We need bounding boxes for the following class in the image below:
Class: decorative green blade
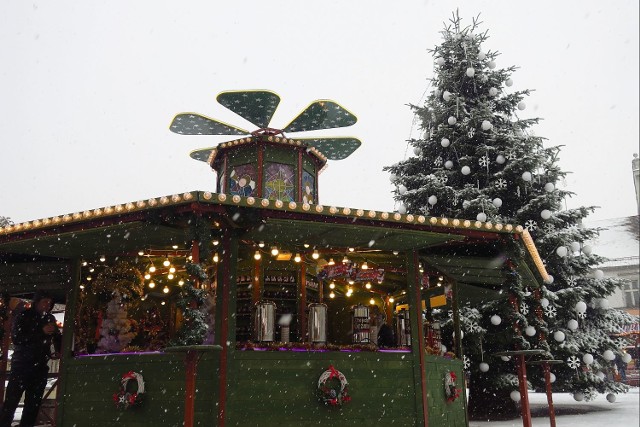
[189,148,215,163]
[297,137,361,160]
[216,90,280,128]
[170,113,248,135]
[283,100,357,133]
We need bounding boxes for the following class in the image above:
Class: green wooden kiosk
[0,91,549,427]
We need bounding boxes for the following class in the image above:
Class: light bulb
[172,245,178,249]
[369,298,375,305]
[163,286,169,294]
[81,261,88,266]
[168,273,174,280]
[303,243,310,248]
[169,266,176,273]
[258,241,265,248]
[163,258,171,267]
[329,291,335,299]
[342,256,349,263]
[212,240,219,246]
[149,265,156,273]
[144,273,151,280]
[254,251,262,260]
[348,247,355,252]
[346,292,352,298]
[213,254,219,263]
[99,255,106,262]
[161,301,166,305]
[178,279,185,286]
[271,247,279,256]
[138,250,145,256]
[294,253,301,263]
[312,250,320,260]
[329,282,335,289]
[149,281,156,289]
[361,262,368,270]
[79,284,85,290]
[348,280,354,285]
[86,276,92,281]
[393,251,399,256]
[389,297,395,303]
[365,282,372,289]
[328,258,335,265]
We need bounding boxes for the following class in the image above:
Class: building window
[624,279,639,308]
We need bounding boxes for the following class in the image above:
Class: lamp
[163,257,171,267]
[294,253,302,263]
[312,250,320,260]
[163,286,169,294]
[271,247,279,256]
[361,261,368,270]
[329,282,335,289]
[328,258,335,266]
[329,291,335,299]
[254,251,262,260]
[365,282,372,290]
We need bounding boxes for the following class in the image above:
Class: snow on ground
[469,387,639,427]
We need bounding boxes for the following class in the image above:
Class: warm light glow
[163,258,171,267]
[213,240,219,246]
[369,298,375,305]
[79,284,85,290]
[172,245,178,249]
[149,281,156,289]
[178,279,185,286]
[149,265,156,273]
[86,276,92,281]
[361,262,368,270]
[342,256,349,263]
[365,282,372,290]
[258,241,265,248]
[81,261,88,267]
[389,297,395,303]
[271,247,279,256]
[328,258,335,266]
[254,251,262,260]
[163,286,169,294]
[303,243,310,248]
[169,266,176,273]
[99,255,106,262]
[168,273,174,280]
[294,253,301,263]
[144,273,151,280]
[348,247,354,252]
[348,280,354,285]
[138,250,145,256]
[213,254,219,263]
[312,250,320,260]
[329,291,335,299]
[393,251,399,256]
[161,301,166,305]
[329,282,335,289]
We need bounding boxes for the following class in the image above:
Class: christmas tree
[97,291,137,353]
[384,11,633,419]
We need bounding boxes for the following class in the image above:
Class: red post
[517,353,533,427]
[184,350,197,427]
[543,363,557,427]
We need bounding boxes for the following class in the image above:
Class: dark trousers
[0,364,49,427]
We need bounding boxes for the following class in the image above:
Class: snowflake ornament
[520,304,529,315]
[567,356,581,370]
[468,322,482,333]
[544,305,557,318]
[495,179,507,189]
[436,175,448,184]
[524,220,538,231]
[479,156,489,167]
[544,223,556,233]
[506,150,517,160]
[614,338,628,349]
[567,276,577,286]
[434,156,443,166]
[463,355,471,370]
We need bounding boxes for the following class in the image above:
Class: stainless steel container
[352,304,371,343]
[395,309,411,346]
[253,300,276,342]
[308,303,327,343]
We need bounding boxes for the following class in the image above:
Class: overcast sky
[1,0,638,225]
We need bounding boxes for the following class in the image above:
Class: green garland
[169,263,209,346]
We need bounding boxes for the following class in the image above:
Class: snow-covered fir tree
[384,12,633,420]
[97,291,137,353]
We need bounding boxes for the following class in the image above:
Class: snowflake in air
[544,305,557,318]
[479,156,489,167]
[524,220,538,231]
[567,356,581,370]
[463,355,471,370]
[495,179,507,189]
[567,276,577,286]
[544,223,556,233]
[434,156,443,166]
[506,150,517,160]
[520,304,529,315]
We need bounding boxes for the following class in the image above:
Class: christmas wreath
[444,371,461,403]
[317,365,351,406]
[113,371,145,409]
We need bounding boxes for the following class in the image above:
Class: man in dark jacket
[0,291,61,427]
[376,313,395,348]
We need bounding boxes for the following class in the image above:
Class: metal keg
[352,304,371,343]
[308,303,327,343]
[253,300,276,342]
[395,309,411,346]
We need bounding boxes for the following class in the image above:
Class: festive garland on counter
[236,341,386,352]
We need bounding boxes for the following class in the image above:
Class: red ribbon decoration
[328,365,339,380]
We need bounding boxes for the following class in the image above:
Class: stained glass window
[264,163,295,201]
[302,171,315,204]
[228,164,257,197]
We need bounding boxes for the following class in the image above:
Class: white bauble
[544,182,555,192]
[436,57,445,66]
[567,319,579,331]
[606,393,616,403]
[490,315,502,325]
[506,78,514,87]
[540,298,550,308]
[517,101,526,110]
[598,298,609,309]
[461,166,471,175]
[582,245,593,255]
[398,185,407,195]
[575,301,587,313]
[398,204,407,215]
[389,174,397,183]
[492,198,503,208]
[443,91,452,101]
[496,154,506,164]
[462,200,471,209]
[522,171,532,182]
[594,269,604,280]
[541,209,552,220]
[478,51,486,60]
[525,326,536,336]
[477,212,487,222]
[556,246,568,257]
[479,362,490,372]
[583,353,594,365]
[466,67,475,77]
[501,355,511,361]
[428,195,438,206]
[441,344,447,354]
[545,275,554,285]
[480,74,489,83]
[445,160,454,169]
[573,392,584,402]
[570,241,581,252]
[441,138,450,147]
[549,373,556,383]
[510,390,521,402]
[603,350,615,361]
[553,331,565,342]
[481,120,493,131]
[448,116,457,125]
[596,371,606,380]
[515,128,524,137]
[488,61,497,69]
[413,147,422,156]
[623,353,632,363]
[489,87,498,97]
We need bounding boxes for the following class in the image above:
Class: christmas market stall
[0,90,549,427]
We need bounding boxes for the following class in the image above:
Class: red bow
[449,371,457,381]
[328,365,339,379]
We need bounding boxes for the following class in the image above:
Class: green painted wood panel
[424,354,467,427]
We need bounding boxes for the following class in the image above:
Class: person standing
[0,291,61,427]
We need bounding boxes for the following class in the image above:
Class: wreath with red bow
[444,371,461,403]
[113,371,145,409]
[317,365,351,406]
